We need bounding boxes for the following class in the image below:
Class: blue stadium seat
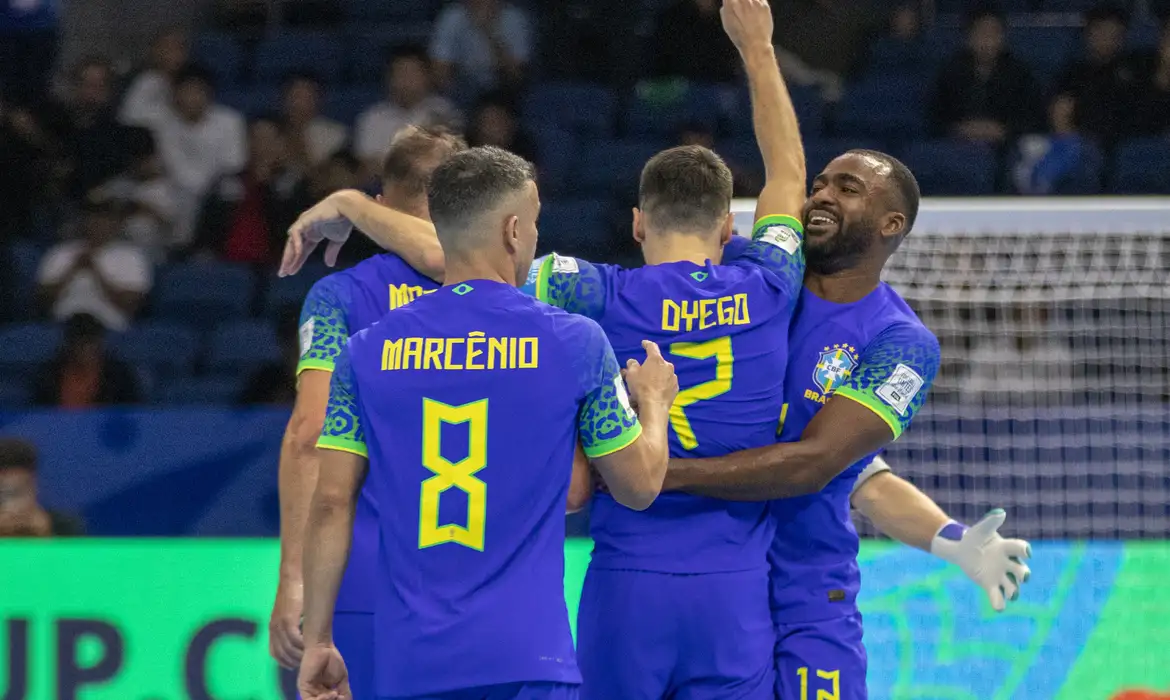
[901,139,997,196]
[834,74,925,143]
[522,83,618,137]
[218,84,281,119]
[0,380,30,409]
[206,320,282,374]
[253,31,344,84]
[344,23,434,83]
[0,323,62,373]
[530,126,578,196]
[727,84,823,140]
[191,32,245,86]
[262,263,332,316]
[713,138,764,177]
[538,199,614,251]
[866,37,941,79]
[623,82,731,137]
[8,240,44,321]
[574,138,667,197]
[322,84,383,126]
[108,321,200,379]
[1007,26,1079,84]
[152,262,255,328]
[1111,137,1170,194]
[1054,140,1105,195]
[155,377,242,405]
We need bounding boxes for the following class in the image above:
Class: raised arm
[280,190,443,280]
[721,0,806,223]
[851,456,1033,612]
[666,324,940,500]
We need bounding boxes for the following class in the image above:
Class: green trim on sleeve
[582,421,643,459]
[316,436,369,458]
[535,255,553,304]
[296,359,336,376]
[752,214,804,238]
[832,388,902,439]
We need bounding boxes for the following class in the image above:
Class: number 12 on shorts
[797,667,840,700]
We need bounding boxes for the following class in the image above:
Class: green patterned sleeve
[316,345,368,457]
[833,323,941,439]
[527,253,611,319]
[561,316,642,458]
[296,275,351,375]
[724,214,806,302]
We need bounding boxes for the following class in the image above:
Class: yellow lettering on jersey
[466,332,485,369]
[385,334,540,370]
[804,388,827,404]
[381,339,402,370]
[423,338,444,369]
[660,294,751,332]
[388,284,435,310]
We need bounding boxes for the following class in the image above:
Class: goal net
[732,198,1170,540]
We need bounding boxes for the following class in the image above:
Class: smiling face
[802,152,904,275]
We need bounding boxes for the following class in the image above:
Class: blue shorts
[335,612,375,700]
[379,682,579,700]
[577,568,773,700]
[773,613,867,700]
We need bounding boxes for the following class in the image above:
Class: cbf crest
[814,344,857,394]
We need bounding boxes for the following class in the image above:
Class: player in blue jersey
[268,126,466,698]
[298,146,679,700]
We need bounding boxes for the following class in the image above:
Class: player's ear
[374,194,385,205]
[503,214,519,251]
[632,208,646,244]
[880,212,906,240]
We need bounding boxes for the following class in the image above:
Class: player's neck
[804,260,882,304]
[642,234,723,267]
[443,256,516,288]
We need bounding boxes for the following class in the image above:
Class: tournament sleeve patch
[539,254,609,318]
[875,363,925,416]
[296,277,349,375]
[552,253,579,274]
[833,324,940,439]
[299,319,314,358]
[756,222,801,256]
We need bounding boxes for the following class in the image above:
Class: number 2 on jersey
[419,398,487,551]
[668,336,733,450]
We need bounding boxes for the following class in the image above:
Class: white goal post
[729,197,1170,539]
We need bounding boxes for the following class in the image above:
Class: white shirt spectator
[92,175,178,261]
[37,241,153,331]
[429,2,532,92]
[303,117,348,166]
[151,104,246,245]
[118,70,171,128]
[355,97,458,166]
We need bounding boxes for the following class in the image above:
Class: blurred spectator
[1055,3,1136,143]
[119,28,190,128]
[37,196,151,330]
[91,127,178,261]
[536,0,641,86]
[239,310,299,405]
[0,438,85,537]
[929,6,1043,145]
[1012,94,1089,194]
[190,116,310,265]
[466,91,536,162]
[649,0,738,84]
[678,123,762,197]
[355,47,460,173]
[773,0,880,102]
[0,0,59,107]
[429,0,532,99]
[31,313,141,408]
[0,89,54,243]
[281,72,348,170]
[151,64,247,246]
[1124,18,1170,136]
[962,304,1075,400]
[888,2,921,42]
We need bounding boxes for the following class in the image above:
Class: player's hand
[930,509,1032,612]
[623,340,679,410]
[720,0,775,54]
[268,579,305,669]
[298,643,351,700]
[280,195,354,277]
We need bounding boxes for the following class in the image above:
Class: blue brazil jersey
[769,282,940,623]
[526,215,806,573]
[317,280,642,697]
[296,253,438,612]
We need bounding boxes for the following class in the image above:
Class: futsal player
[298,146,679,700]
[268,126,466,698]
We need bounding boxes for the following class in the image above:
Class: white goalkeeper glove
[930,509,1032,612]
